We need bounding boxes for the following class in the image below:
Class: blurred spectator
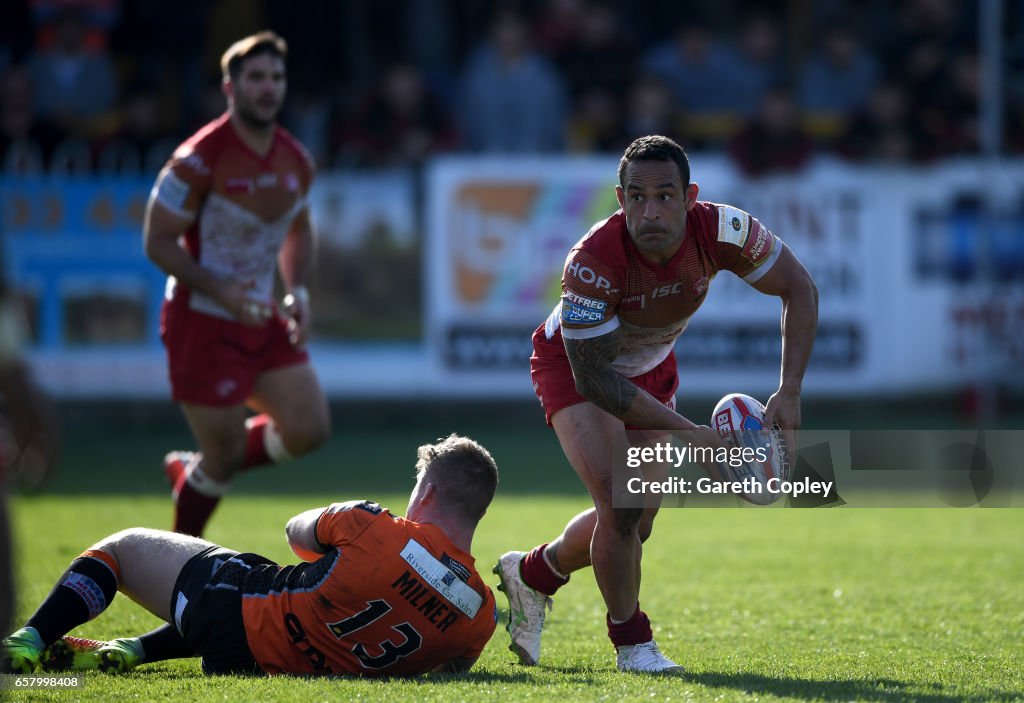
[109,2,207,139]
[729,86,813,177]
[284,86,333,169]
[896,38,955,161]
[622,75,675,143]
[458,9,568,152]
[642,14,734,111]
[194,80,227,130]
[838,80,917,163]
[941,53,982,155]
[796,22,879,140]
[30,0,117,52]
[729,13,785,117]
[879,0,973,65]
[534,0,588,63]
[551,2,634,99]
[339,62,459,168]
[567,87,626,153]
[27,6,119,137]
[0,1,34,71]
[0,65,64,174]
[94,83,179,175]
[641,16,744,146]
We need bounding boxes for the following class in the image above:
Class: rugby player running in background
[143,31,329,537]
[495,135,818,672]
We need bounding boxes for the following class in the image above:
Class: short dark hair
[618,135,690,188]
[220,31,287,82]
[415,434,498,522]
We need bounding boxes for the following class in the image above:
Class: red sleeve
[710,204,782,282]
[314,500,388,549]
[278,127,316,196]
[559,217,626,339]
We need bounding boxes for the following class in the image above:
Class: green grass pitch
[5,409,1024,702]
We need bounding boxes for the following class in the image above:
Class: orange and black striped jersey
[543,201,782,377]
[240,501,497,677]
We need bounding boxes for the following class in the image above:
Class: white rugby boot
[492,551,552,665]
[616,639,685,674]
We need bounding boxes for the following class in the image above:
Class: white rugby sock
[184,462,231,497]
[261,419,294,463]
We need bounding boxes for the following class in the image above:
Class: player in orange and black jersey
[495,135,819,673]
[1,435,498,677]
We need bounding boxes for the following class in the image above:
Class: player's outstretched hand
[283,286,310,347]
[764,388,800,458]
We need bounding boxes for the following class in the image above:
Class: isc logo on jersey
[651,282,685,299]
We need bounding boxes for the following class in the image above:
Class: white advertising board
[425,156,1024,397]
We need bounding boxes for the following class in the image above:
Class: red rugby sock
[607,604,652,647]
[519,544,569,596]
[240,414,272,471]
[172,462,225,537]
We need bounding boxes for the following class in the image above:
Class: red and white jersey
[151,113,314,320]
[544,201,782,377]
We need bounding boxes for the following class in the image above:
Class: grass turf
[8,495,1023,702]
[5,408,1024,701]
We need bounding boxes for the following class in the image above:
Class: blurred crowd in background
[2,0,1023,178]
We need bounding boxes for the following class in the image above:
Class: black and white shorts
[170,545,275,675]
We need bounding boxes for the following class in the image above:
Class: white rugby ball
[711,393,789,505]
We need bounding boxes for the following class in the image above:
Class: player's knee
[93,527,153,566]
[610,506,644,538]
[282,419,330,456]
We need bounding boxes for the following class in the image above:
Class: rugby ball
[711,393,789,505]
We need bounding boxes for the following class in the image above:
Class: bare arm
[564,327,699,431]
[285,506,328,561]
[278,208,315,292]
[278,208,316,345]
[143,198,222,297]
[750,244,819,440]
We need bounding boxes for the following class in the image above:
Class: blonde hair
[415,434,499,522]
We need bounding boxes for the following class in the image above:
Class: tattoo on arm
[564,328,638,416]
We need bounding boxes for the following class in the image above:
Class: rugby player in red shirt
[143,32,329,537]
[494,135,818,672]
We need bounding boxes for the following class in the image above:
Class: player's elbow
[803,273,819,321]
[803,270,819,308]
[143,226,173,265]
[784,269,818,317]
[573,375,606,408]
[142,227,157,260]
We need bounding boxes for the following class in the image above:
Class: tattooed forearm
[564,330,638,416]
